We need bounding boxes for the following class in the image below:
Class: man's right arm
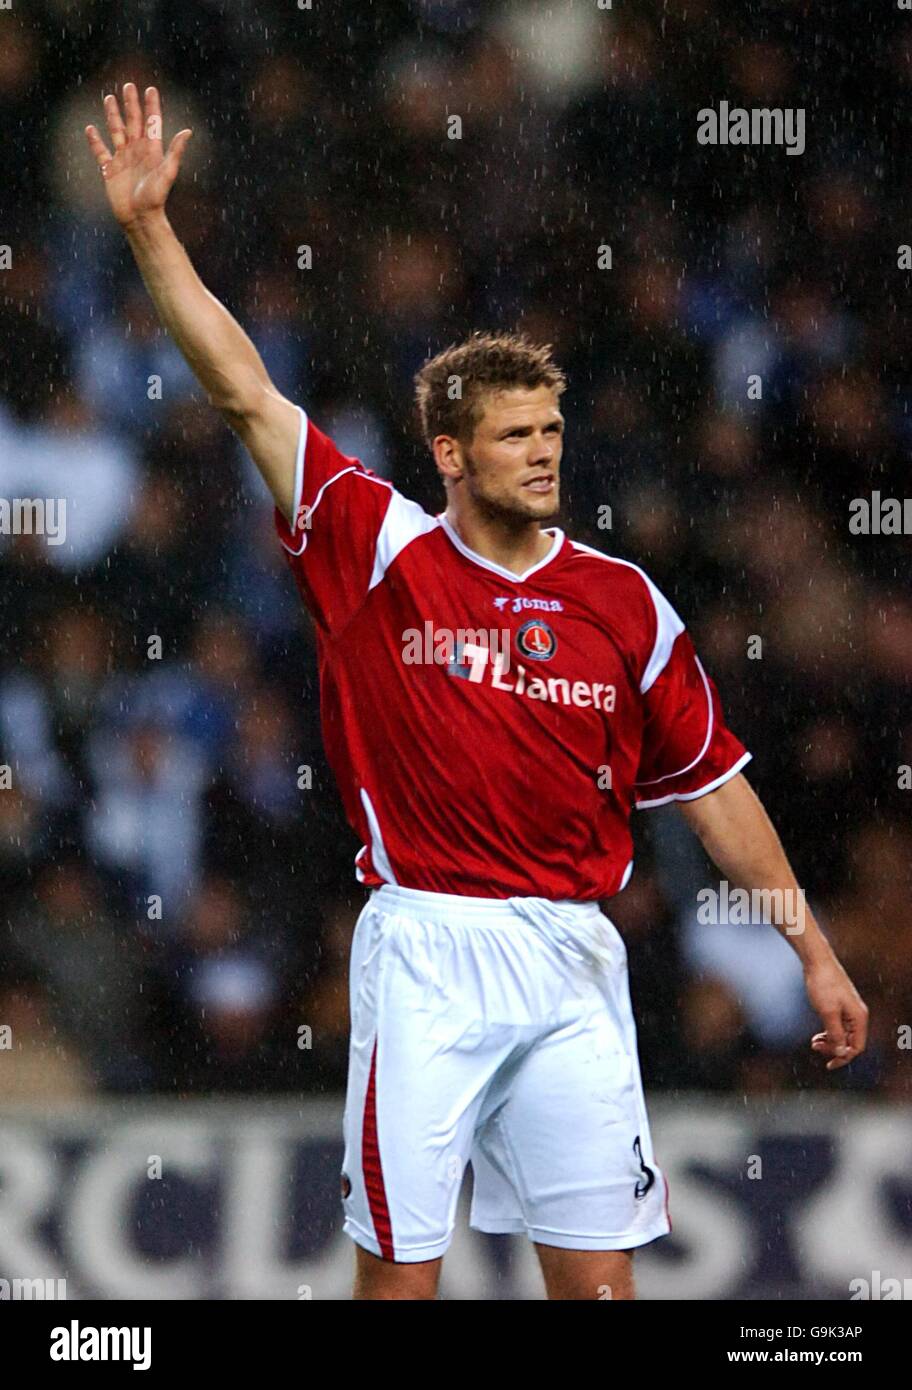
[86,82,298,521]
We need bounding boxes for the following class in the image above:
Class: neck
[443,506,556,577]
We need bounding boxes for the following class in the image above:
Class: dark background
[0,0,910,1103]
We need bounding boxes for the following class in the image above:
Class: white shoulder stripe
[571,538,715,782]
[639,577,686,693]
[569,541,685,692]
[370,492,441,591]
[360,787,398,885]
[278,412,395,557]
[292,406,307,520]
[279,406,310,555]
[278,409,435,580]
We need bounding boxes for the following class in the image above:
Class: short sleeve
[274,406,440,637]
[634,580,750,808]
[274,406,395,636]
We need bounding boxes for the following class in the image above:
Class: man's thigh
[353,1244,443,1300]
[535,1245,635,1301]
[471,968,671,1253]
[352,1237,633,1300]
[342,905,530,1264]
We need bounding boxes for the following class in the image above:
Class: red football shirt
[275,407,750,900]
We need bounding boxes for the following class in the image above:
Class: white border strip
[359,787,398,885]
[279,463,393,558]
[278,405,310,556]
[635,655,715,786]
[567,541,685,693]
[369,493,440,592]
[635,750,752,809]
[439,514,564,582]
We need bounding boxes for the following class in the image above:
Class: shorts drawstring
[506,896,625,981]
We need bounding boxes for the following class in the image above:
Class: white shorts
[341,884,671,1263]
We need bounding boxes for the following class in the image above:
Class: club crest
[516,619,557,661]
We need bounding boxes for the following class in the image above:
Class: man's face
[454,385,564,524]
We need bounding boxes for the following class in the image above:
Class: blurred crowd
[1,0,910,1101]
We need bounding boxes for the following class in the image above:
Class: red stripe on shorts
[362,1037,394,1259]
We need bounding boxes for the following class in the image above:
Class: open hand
[85,83,192,227]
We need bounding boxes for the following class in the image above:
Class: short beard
[462,447,559,527]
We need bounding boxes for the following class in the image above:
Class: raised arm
[85,82,299,521]
[677,772,869,1071]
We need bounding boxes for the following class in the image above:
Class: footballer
[86,85,869,1301]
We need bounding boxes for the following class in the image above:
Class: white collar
[437,514,565,583]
